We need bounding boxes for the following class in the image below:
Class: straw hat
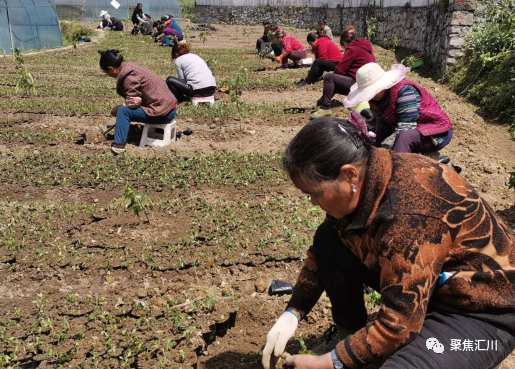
[99,10,109,18]
[343,63,410,108]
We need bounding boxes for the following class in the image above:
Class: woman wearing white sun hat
[343,63,453,153]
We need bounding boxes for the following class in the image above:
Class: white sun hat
[99,10,109,18]
[343,63,410,108]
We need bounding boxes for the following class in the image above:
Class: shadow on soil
[202,337,320,368]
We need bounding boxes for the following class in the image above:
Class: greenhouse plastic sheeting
[55,0,181,20]
[128,0,181,19]
[55,0,130,20]
[82,0,129,21]
[0,0,63,55]
[54,0,85,19]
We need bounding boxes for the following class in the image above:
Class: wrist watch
[331,349,344,369]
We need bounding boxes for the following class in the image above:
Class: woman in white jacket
[166,42,217,103]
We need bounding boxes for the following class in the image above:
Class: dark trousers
[310,221,515,368]
[319,73,355,109]
[304,59,337,84]
[256,38,269,51]
[166,76,216,103]
[375,124,453,153]
[283,49,308,66]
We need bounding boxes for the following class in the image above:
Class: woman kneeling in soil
[166,42,216,103]
[310,26,375,119]
[344,63,452,153]
[297,33,342,87]
[274,31,307,69]
[99,49,177,155]
[262,113,515,369]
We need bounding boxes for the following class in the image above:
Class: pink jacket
[282,35,305,54]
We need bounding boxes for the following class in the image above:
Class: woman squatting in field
[262,113,515,369]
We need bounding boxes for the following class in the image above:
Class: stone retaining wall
[195,0,480,72]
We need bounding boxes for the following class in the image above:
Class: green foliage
[205,58,219,75]
[12,48,36,96]
[366,17,377,41]
[199,30,211,47]
[60,22,95,43]
[509,170,515,189]
[242,27,252,44]
[298,337,315,355]
[444,0,515,146]
[402,55,417,68]
[467,0,515,58]
[438,0,449,9]
[0,151,287,190]
[229,66,249,130]
[365,291,381,307]
[121,185,155,223]
[177,0,195,19]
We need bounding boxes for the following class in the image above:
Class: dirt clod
[255,277,268,293]
[137,288,147,298]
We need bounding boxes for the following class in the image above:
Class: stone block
[453,0,476,11]
[447,57,457,65]
[451,11,473,26]
[449,36,465,48]
[447,26,463,35]
[447,48,464,57]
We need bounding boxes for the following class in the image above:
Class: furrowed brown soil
[0,21,513,368]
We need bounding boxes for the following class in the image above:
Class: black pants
[131,23,140,35]
[308,221,515,368]
[166,76,216,103]
[304,59,337,84]
[256,38,269,51]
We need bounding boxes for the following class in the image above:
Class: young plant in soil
[242,27,252,44]
[229,66,249,132]
[12,48,36,96]
[199,30,211,47]
[115,185,155,223]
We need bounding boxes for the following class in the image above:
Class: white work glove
[262,311,299,369]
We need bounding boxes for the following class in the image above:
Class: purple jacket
[164,26,183,41]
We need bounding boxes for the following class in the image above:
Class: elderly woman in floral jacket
[262,113,515,369]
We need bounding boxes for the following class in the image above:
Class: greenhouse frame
[0,0,63,54]
[55,0,181,20]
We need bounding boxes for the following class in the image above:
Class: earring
[352,185,357,193]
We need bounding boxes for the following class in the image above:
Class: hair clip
[348,111,376,145]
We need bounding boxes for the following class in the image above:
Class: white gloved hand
[262,311,299,369]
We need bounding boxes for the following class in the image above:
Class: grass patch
[444,52,515,127]
[60,22,96,43]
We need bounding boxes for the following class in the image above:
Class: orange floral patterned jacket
[289,147,515,368]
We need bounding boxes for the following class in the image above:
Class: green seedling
[119,186,154,223]
[298,337,315,355]
[199,30,211,47]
